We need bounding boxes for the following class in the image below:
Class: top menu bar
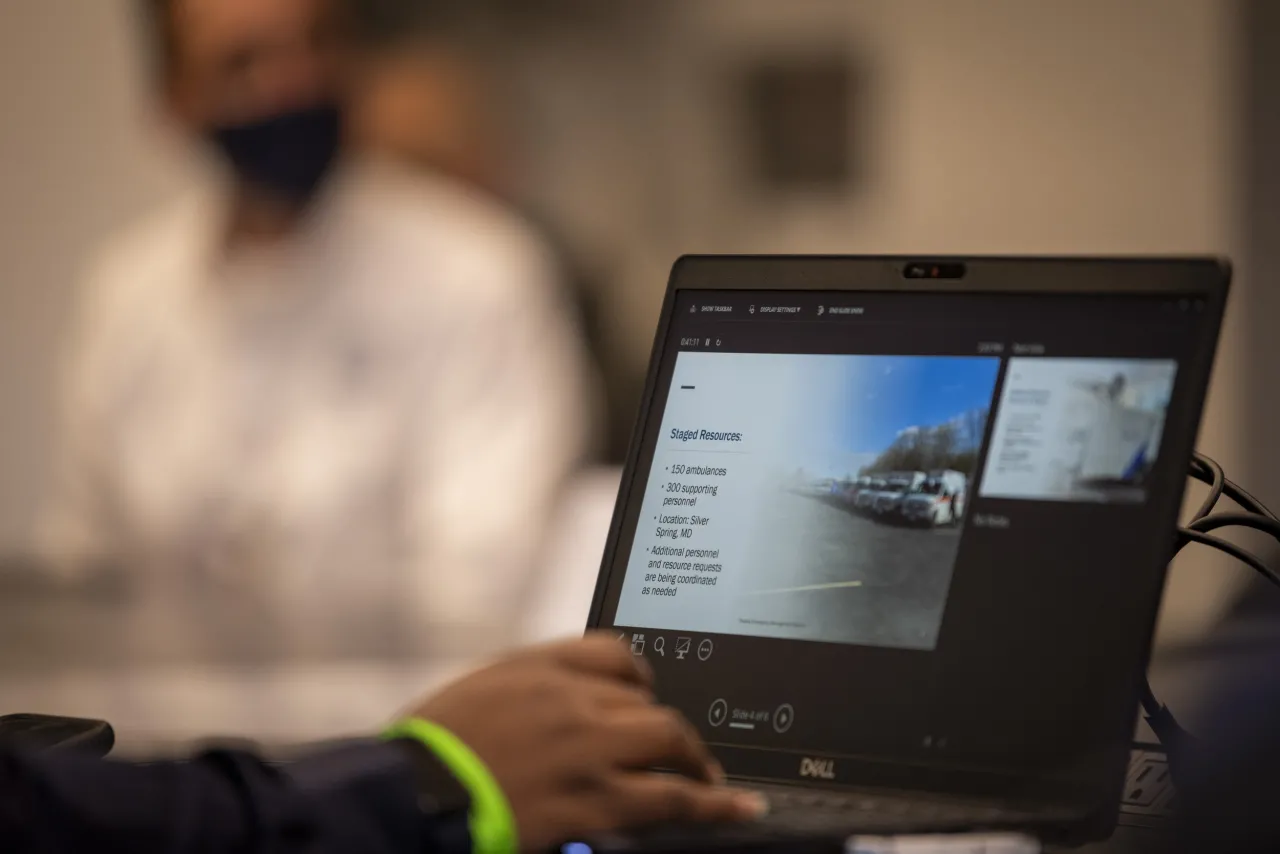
[679,290,1206,326]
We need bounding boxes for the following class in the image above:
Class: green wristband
[384,719,518,854]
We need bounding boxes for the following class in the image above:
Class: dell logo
[799,758,836,780]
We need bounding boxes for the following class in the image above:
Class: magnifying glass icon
[653,637,666,657]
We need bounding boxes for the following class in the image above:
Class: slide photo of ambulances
[870,471,927,518]
[901,470,969,527]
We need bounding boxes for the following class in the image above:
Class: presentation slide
[614,352,1001,651]
[980,358,1178,503]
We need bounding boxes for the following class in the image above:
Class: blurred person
[346,3,645,464]
[0,636,765,853]
[38,0,591,654]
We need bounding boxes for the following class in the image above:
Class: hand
[411,634,766,852]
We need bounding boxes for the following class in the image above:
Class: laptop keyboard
[753,782,1039,833]
[583,784,1069,852]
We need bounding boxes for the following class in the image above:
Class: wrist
[390,738,473,854]
[384,719,518,854]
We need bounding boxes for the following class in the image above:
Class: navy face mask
[209,103,343,203]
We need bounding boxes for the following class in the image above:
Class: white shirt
[40,159,591,656]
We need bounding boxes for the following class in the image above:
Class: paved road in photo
[734,491,961,649]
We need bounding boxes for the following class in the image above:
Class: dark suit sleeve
[0,739,431,854]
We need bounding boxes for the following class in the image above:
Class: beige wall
[0,0,1245,640]
[0,0,188,544]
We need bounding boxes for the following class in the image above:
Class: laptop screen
[594,283,1220,802]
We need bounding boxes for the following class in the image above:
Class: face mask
[209,103,343,203]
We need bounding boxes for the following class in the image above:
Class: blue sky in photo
[843,356,1002,454]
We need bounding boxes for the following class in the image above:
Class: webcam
[903,262,966,280]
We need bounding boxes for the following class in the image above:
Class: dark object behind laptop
[0,715,115,757]
[1167,641,1280,853]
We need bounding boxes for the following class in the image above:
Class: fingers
[541,635,655,687]
[605,707,722,783]
[582,678,655,711]
[609,774,768,829]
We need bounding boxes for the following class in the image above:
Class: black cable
[1140,454,1280,761]
[1225,479,1280,522]
[1190,450,1278,520]
[1139,678,1161,714]
[1178,530,1280,587]
[1186,512,1280,546]
[1188,453,1225,522]
[1146,454,1232,721]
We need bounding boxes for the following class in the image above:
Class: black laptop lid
[587,256,1229,808]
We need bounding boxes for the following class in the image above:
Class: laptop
[577,256,1230,852]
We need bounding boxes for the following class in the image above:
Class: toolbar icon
[653,636,666,657]
[675,637,691,660]
[630,634,646,656]
[698,638,714,661]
